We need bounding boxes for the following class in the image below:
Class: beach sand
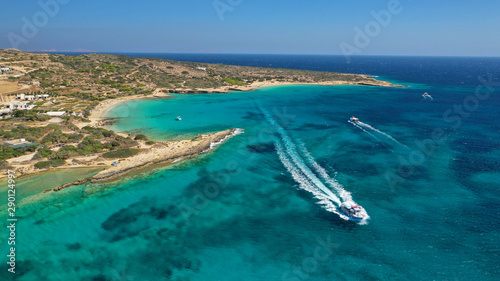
[81,77,400,129]
[54,128,242,191]
[161,77,401,95]
[74,89,171,129]
[8,77,397,186]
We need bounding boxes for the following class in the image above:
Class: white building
[196,67,207,71]
[45,111,66,117]
[17,93,49,101]
[4,101,33,110]
[36,94,49,99]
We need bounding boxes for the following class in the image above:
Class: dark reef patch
[247,142,275,153]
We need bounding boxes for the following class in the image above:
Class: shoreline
[87,78,402,129]
[75,89,171,129]
[5,76,400,190]
[4,128,242,188]
[160,76,403,95]
[53,128,243,191]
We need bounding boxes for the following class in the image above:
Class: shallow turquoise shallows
[1,61,499,281]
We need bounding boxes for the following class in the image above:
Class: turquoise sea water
[1,56,499,280]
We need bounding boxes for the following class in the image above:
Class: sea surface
[1,55,500,280]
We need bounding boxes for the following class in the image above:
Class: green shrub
[0,145,25,160]
[13,110,50,121]
[69,92,103,101]
[145,140,155,145]
[65,122,80,132]
[37,147,53,158]
[78,136,103,154]
[68,134,83,142]
[50,150,71,160]
[97,79,114,85]
[34,159,65,169]
[60,145,78,152]
[50,145,78,159]
[110,141,120,147]
[82,127,114,138]
[41,131,65,145]
[25,145,38,152]
[101,130,114,138]
[222,77,245,85]
[105,141,121,150]
[119,85,133,92]
[102,148,139,158]
[25,136,38,143]
[41,131,82,145]
[134,134,148,141]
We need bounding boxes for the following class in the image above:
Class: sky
[0,0,499,56]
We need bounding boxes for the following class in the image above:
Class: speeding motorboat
[350,116,359,123]
[422,92,433,100]
[176,116,182,121]
[340,201,368,220]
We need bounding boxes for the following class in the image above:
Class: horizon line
[3,49,500,59]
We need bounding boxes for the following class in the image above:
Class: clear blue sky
[1,0,499,56]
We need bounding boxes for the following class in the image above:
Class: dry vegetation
[1,49,391,100]
[0,49,397,175]
[0,80,23,94]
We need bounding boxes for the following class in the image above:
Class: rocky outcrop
[52,128,242,192]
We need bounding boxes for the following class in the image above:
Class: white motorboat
[340,201,368,221]
[422,92,433,100]
[176,116,182,121]
[350,116,359,123]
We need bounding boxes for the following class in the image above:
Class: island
[0,49,402,191]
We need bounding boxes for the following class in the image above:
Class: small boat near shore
[340,201,368,221]
[350,116,359,123]
[176,116,182,121]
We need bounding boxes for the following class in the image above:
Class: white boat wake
[297,141,353,202]
[275,142,344,218]
[356,121,409,150]
[348,120,380,141]
[259,106,369,223]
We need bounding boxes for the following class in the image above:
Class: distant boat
[422,92,433,100]
[340,201,368,221]
[176,116,182,121]
[350,116,359,123]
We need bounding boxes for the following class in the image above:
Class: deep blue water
[2,55,500,280]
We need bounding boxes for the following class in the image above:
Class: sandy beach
[82,77,400,130]
[6,78,397,185]
[74,89,171,129]
[54,128,242,191]
[161,77,402,96]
